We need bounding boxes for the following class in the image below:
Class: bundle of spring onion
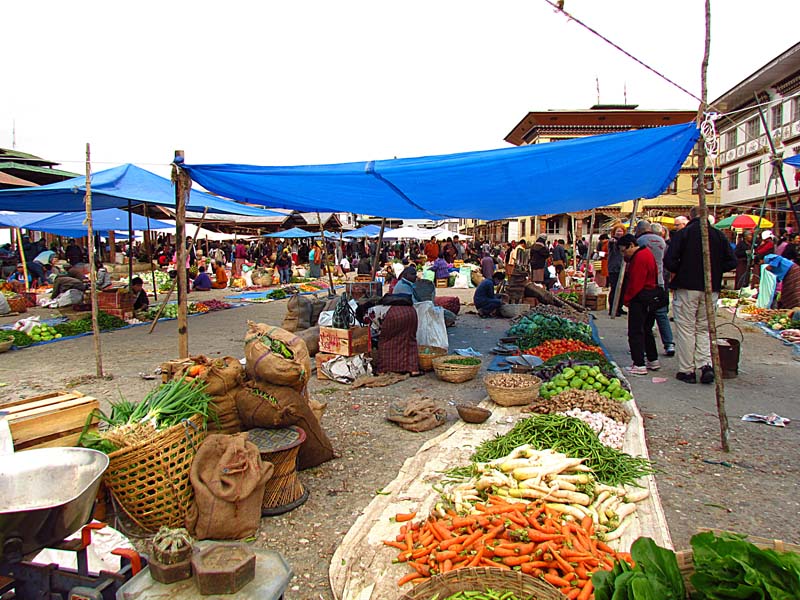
[79,377,217,453]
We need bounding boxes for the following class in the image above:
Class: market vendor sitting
[356,255,372,275]
[130,277,149,312]
[432,256,450,281]
[392,266,417,298]
[474,271,506,317]
[192,266,213,291]
[211,260,228,289]
[7,263,33,286]
[764,253,800,309]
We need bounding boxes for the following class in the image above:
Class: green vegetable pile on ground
[509,314,593,349]
[593,536,685,600]
[471,414,654,487]
[430,591,528,600]
[443,357,481,366]
[54,311,128,337]
[267,288,288,299]
[539,364,632,401]
[6,330,33,347]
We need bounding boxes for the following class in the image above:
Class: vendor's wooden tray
[2,390,98,450]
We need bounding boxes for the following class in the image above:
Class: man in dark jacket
[474,271,506,317]
[663,207,737,384]
[529,236,549,283]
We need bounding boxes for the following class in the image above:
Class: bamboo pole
[316,211,336,295]
[582,209,596,307]
[173,151,190,358]
[755,100,800,228]
[144,204,158,303]
[15,228,30,291]
[696,0,729,452]
[610,198,640,319]
[127,198,134,284]
[371,218,387,279]
[85,143,103,377]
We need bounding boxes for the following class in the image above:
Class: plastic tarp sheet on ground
[0,163,284,216]
[24,208,173,237]
[179,122,699,220]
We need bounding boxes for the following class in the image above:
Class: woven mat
[328,396,670,600]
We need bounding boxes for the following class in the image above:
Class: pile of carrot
[383,496,633,599]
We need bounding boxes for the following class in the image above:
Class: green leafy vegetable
[593,537,685,600]
[690,531,800,599]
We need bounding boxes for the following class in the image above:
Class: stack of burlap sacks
[281,293,338,356]
[167,322,334,471]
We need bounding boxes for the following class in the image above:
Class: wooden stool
[247,426,308,516]
[435,278,448,288]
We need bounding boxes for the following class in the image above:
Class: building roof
[504,109,697,146]
[0,171,37,188]
[711,42,800,113]
[0,148,59,168]
[0,161,80,186]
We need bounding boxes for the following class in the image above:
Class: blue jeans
[279,267,291,284]
[476,298,502,316]
[654,304,673,347]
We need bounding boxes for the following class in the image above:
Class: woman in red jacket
[618,234,660,376]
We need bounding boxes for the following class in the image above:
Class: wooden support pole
[108,230,116,265]
[610,198,640,319]
[371,218,386,279]
[127,198,134,284]
[697,0,729,451]
[15,228,30,291]
[85,143,103,377]
[173,150,189,359]
[582,209,596,307]
[145,204,158,303]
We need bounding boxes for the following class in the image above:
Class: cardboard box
[4,391,99,451]
[97,288,135,310]
[315,352,339,380]
[318,326,371,357]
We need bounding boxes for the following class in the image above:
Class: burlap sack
[235,381,303,430]
[294,400,335,470]
[208,388,243,434]
[309,298,326,326]
[309,398,327,425]
[283,294,312,331]
[387,397,447,432]
[296,326,319,356]
[185,433,273,540]
[244,321,311,390]
[197,356,244,397]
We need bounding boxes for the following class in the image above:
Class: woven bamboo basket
[484,373,541,407]
[248,426,308,516]
[676,529,800,594]
[418,345,448,372]
[104,414,206,532]
[400,567,561,600]
[432,355,481,383]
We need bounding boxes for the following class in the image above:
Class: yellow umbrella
[650,215,675,226]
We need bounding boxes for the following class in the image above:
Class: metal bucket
[716,323,743,379]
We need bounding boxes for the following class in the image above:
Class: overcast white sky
[3,0,799,178]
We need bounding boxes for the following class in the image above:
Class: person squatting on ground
[473,271,506,317]
[617,234,661,376]
[664,207,737,384]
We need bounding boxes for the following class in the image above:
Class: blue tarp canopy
[24,208,173,238]
[263,227,318,239]
[786,155,800,168]
[343,224,382,238]
[179,122,699,220]
[0,211,59,228]
[0,164,284,217]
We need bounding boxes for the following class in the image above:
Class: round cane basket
[400,567,561,600]
[418,345,448,372]
[484,373,541,407]
[247,426,308,516]
[104,414,206,532]
[432,355,481,383]
[499,303,531,319]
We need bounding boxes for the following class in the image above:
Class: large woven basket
[418,345,448,372]
[676,529,800,594]
[432,355,481,383]
[484,373,541,407]
[499,303,531,318]
[400,567,561,600]
[104,414,206,532]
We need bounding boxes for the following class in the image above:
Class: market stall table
[329,394,669,600]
